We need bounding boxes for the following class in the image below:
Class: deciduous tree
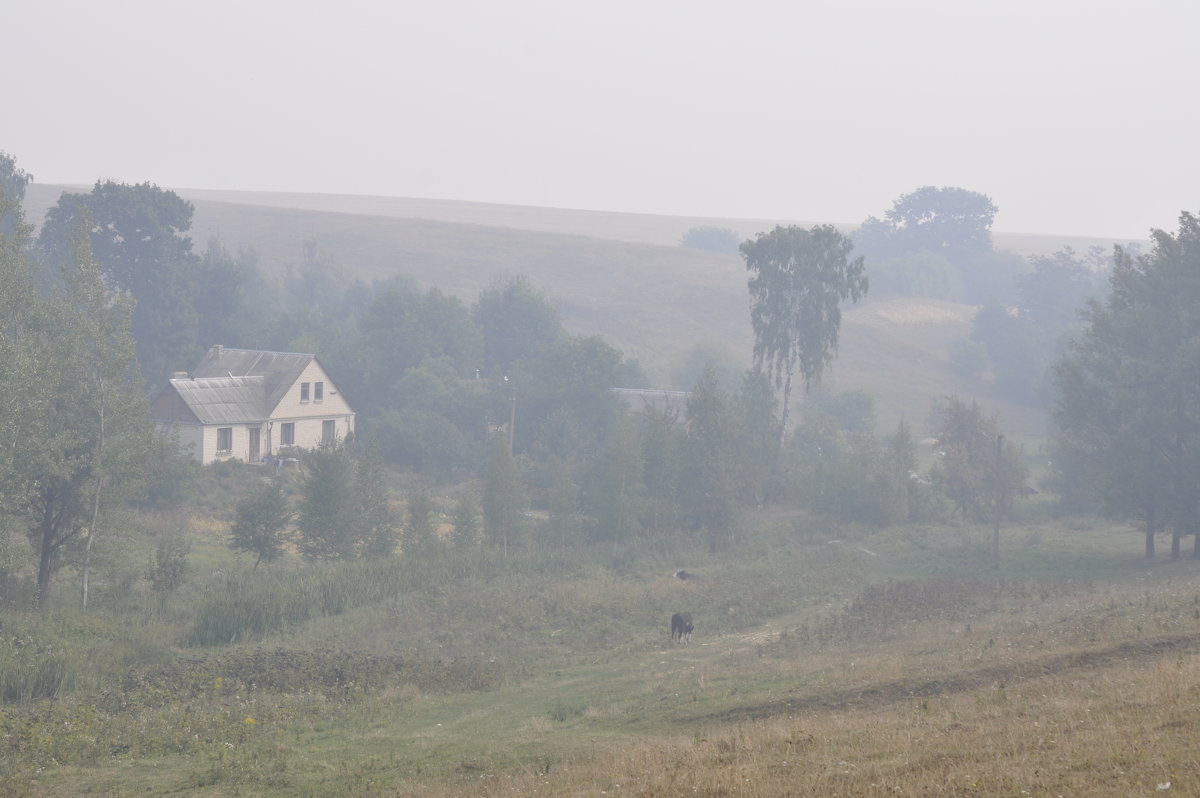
[296,442,359,560]
[742,225,868,443]
[481,436,528,554]
[230,477,292,569]
[4,219,152,607]
[1053,213,1200,559]
[930,397,1026,565]
[37,181,224,385]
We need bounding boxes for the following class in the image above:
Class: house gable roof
[191,346,317,410]
[162,375,269,425]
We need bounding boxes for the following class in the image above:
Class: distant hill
[23,185,1137,437]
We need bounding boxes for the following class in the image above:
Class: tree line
[3,146,1199,611]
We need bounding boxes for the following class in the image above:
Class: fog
[6,0,1197,239]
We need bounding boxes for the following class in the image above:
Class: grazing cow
[670,612,694,644]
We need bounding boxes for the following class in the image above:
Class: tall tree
[38,181,201,384]
[6,224,152,606]
[856,186,998,267]
[742,224,868,443]
[1053,213,1200,559]
[473,275,563,377]
[0,151,31,239]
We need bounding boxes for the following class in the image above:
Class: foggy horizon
[7,0,1198,241]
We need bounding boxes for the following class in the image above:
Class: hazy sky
[6,0,1197,239]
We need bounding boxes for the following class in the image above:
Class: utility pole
[508,388,517,457]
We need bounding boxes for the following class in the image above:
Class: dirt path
[678,630,1200,725]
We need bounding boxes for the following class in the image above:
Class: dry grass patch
[453,655,1200,797]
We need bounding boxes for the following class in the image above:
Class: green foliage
[146,532,191,600]
[1019,245,1111,330]
[785,407,931,526]
[229,477,292,569]
[0,150,31,239]
[38,182,203,385]
[357,447,398,557]
[743,224,868,442]
[517,334,627,456]
[969,302,1046,402]
[450,494,480,547]
[807,387,877,436]
[671,340,745,393]
[855,185,998,268]
[680,367,739,548]
[367,358,487,480]
[401,485,439,555]
[2,222,154,606]
[296,442,359,560]
[734,369,781,505]
[865,249,965,300]
[582,413,643,543]
[929,396,1027,541]
[1052,213,1200,557]
[680,225,741,255]
[0,627,77,702]
[139,434,201,509]
[349,281,481,411]
[481,436,528,553]
[473,275,564,377]
[638,402,684,534]
[949,335,989,377]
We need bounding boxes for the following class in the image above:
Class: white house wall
[202,422,261,465]
[266,360,355,455]
[157,423,205,464]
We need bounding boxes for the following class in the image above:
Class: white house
[150,345,356,465]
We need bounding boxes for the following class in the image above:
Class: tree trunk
[776,367,794,447]
[991,519,1001,568]
[1145,507,1156,560]
[1171,529,1182,561]
[35,513,55,609]
[81,384,106,610]
[991,435,1003,568]
[81,530,95,609]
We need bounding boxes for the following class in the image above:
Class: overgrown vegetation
[4,151,1200,795]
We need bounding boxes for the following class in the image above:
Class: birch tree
[742,225,867,444]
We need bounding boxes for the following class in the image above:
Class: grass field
[3,496,1199,797]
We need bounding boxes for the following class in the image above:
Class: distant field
[22,184,1135,436]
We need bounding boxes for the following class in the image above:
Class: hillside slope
[23,184,1072,435]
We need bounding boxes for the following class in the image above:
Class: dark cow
[670,612,694,644]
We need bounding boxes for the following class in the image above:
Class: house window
[314,381,324,401]
[216,427,233,453]
[322,419,335,443]
[300,382,310,402]
[280,422,295,446]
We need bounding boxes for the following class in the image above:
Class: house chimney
[172,371,189,380]
[213,344,224,359]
